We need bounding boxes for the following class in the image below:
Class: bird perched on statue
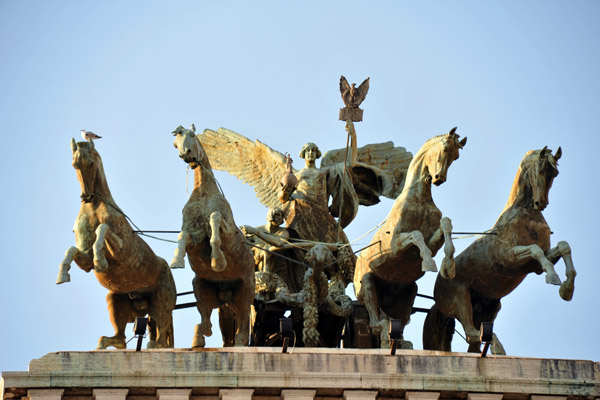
[340,76,370,108]
[81,129,102,141]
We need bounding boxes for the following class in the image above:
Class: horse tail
[422,304,454,351]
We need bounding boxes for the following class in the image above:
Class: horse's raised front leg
[513,244,561,285]
[209,211,227,272]
[545,240,576,301]
[427,217,455,279]
[93,224,110,273]
[392,230,436,272]
[171,230,189,269]
[57,246,94,284]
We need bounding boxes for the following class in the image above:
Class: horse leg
[218,306,236,347]
[472,298,505,355]
[209,211,227,272]
[545,241,576,301]
[513,244,561,285]
[392,283,417,350]
[427,217,455,279]
[57,246,92,284]
[98,292,136,349]
[356,272,388,343]
[147,267,177,348]
[93,224,110,273]
[393,230,436,272]
[170,230,189,269]
[450,287,481,352]
[232,283,252,347]
[192,278,216,348]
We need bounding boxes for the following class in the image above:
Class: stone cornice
[2,349,598,399]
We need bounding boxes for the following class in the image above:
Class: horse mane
[499,148,558,218]
[407,133,462,180]
[413,133,461,157]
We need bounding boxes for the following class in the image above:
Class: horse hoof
[440,259,455,280]
[545,272,561,286]
[192,335,206,348]
[97,336,108,350]
[147,340,159,349]
[369,323,382,335]
[170,258,185,269]
[211,257,227,272]
[559,282,574,301]
[56,271,70,284]
[422,259,437,272]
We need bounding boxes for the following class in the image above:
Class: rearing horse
[57,139,176,349]
[423,147,576,354]
[171,124,255,347]
[354,128,466,348]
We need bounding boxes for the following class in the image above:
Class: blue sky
[1,1,599,373]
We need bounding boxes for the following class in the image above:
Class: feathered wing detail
[340,76,350,96]
[321,141,412,200]
[355,77,370,105]
[198,128,289,210]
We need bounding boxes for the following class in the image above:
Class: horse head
[423,127,467,186]
[71,138,109,203]
[524,146,561,211]
[172,124,208,169]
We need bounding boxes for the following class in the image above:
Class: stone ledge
[2,349,598,399]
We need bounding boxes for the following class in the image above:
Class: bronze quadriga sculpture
[170,125,255,348]
[354,128,467,349]
[423,147,576,354]
[57,139,176,349]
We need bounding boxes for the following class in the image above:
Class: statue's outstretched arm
[345,121,358,166]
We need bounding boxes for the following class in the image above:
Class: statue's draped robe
[282,164,363,284]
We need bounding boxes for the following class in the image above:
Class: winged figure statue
[198,122,412,284]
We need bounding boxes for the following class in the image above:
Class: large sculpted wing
[322,141,412,200]
[198,128,288,210]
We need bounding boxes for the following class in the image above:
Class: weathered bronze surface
[353,128,466,349]
[423,147,576,354]
[170,125,255,348]
[57,139,176,349]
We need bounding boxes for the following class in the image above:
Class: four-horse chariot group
[57,87,576,355]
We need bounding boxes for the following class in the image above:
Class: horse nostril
[435,175,440,179]
[186,149,191,154]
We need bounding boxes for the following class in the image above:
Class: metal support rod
[282,337,290,353]
[481,342,491,358]
[135,335,144,351]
